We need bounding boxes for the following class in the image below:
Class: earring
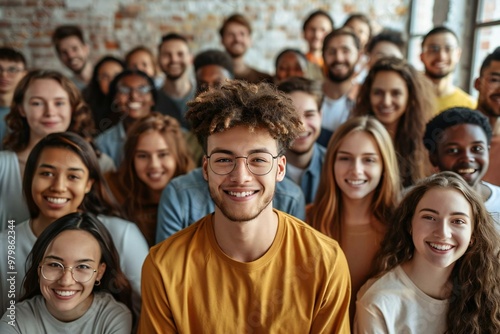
[94,280,101,286]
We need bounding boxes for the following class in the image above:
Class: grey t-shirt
[0,292,131,333]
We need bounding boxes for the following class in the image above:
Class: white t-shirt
[354,265,448,334]
[321,94,352,133]
[0,292,131,334]
[484,181,500,230]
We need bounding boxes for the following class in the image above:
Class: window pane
[469,25,500,96]
[477,0,500,23]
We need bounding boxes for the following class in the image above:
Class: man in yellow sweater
[420,26,476,114]
[139,80,351,333]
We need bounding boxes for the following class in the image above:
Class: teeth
[457,168,475,174]
[347,180,366,185]
[297,132,309,138]
[55,290,76,297]
[128,102,142,109]
[148,172,163,179]
[228,191,254,198]
[429,243,452,251]
[46,197,68,204]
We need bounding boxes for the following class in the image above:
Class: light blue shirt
[95,121,125,167]
[156,167,306,243]
[0,106,10,150]
[286,143,326,204]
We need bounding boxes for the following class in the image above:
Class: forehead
[207,125,278,153]
[196,64,230,81]
[224,22,250,34]
[45,230,101,258]
[325,34,357,49]
[481,59,500,76]
[119,74,149,86]
[0,58,24,67]
[160,39,189,53]
[37,147,87,169]
[439,123,488,144]
[26,79,68,97]
[416,187,471,213]
[305,15,332,29]
[345,19,370,31]
[371,41,402,55]
[57,36,85,49]
[137,130,169,149]
[372,70,406,85]
[278,52,302,65]
[129,50,153,62]
[423,32,458,46]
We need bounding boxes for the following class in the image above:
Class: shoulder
[96,215,144,239]
[95,123,124,142]
[168,168,206,190]
[149,216,210,263]
[93,292,131,315]
[0,151,17,169]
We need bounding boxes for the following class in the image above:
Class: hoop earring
[94,280,101,286]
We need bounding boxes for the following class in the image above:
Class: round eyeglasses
[206,152,279,176]
[116,85,152,96]
[39,262,97,283]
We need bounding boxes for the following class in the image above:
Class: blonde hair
[309,116,400,240]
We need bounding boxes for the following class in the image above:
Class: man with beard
[278,77,325,204]
[140,80,351,333]
[51,25,92,90]
[420,26,476,114]
[154,60,306,242]
[475,48,500,186]
[318,28,360,147]
[0,47,26,149]
[156,33,196,130]
[219,14,272,84]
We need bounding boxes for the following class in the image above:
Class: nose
[58,268,75,286]
[352,158,363,174]
[129,88,141,100]
[434,220,452,239]
[229,157,252,182]
[383,93,391,106]
[150,154,161,168]
[50,175,67,192]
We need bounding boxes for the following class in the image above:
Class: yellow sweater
[139,210,351,333]
[436,87,476,114]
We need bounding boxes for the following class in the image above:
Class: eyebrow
[337,151,378,155]
[38,163,85,173]
[209,148,275,155]
[419,208,470,217]
[443,140,486,146]
[44,255,96,263]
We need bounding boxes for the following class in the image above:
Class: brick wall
[0,0,410,75]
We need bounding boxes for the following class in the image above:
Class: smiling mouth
[227,191,256,198]
[46,197,69,204]
[54,290,77,297]
[346,179,366,185]
[428,242,453,251]
[128,102,142,110]
[456,168,476,175]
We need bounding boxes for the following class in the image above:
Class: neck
[476,182,492,202]
[323,78,353,100]
[31,215,56,237]
[212,206,278,262]
[0,93,13,107]
[487,114,500,136]
[285,147,314,169]
[232,57,249,76]
[162,76,192,98]
[402,260,453,300]
[384,122,398,141]
[309,49,322,59]
[341,194,373,226]
[427,74,455,97]
[75,62,93,84]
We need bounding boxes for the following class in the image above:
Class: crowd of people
[0,8,499,334]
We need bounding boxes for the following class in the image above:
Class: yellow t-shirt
[139,210,351,333]
[436,87,477,114]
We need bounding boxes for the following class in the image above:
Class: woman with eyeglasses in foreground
[95,69,157,167]
[0,132,148,317]
[0,212,132,333]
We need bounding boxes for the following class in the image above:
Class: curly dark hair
[21,212,133,315]
[353,57,435,187]
[3,69,95,152]
[373,171,500,333]
[186,80,303,154]
[423,107,492,155]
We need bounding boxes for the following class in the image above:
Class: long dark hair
[23,132,123,219]
[21,212,132,313]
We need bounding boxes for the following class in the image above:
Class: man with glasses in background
[140,80,351,333]
[0,47,27,149]
[420,26,476,114]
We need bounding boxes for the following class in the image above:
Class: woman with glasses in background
[0,212,133,333]
[95,69,157,167]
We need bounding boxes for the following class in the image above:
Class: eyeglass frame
[0,66,24,75]
[423,45,459,55]
[206,151,281,176]
[116,84,153,96]
[39,261,98,283]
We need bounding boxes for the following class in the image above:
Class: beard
[478,98,500,117]
[327,63,356,83]
[225,43,246,58]
[425,67,453,80]
[163,64,187,81]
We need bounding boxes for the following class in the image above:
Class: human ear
[96,263,106,282]
[276,155,286,182]
[202,156,209,181]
